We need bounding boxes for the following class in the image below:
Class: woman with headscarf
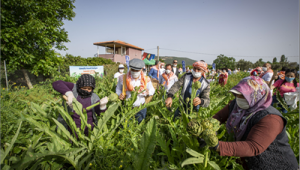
[218,69,228,86]
[204,76,298,170]
[165,61,211,119]
[52,74,108,136]
[148,60,161,81]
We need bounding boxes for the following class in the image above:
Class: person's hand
[100,96,108,110]
[165,97,173,108]
[144,89,149,96]
[65,91,75,108]
[119,94,125,100]
[193,97,201,106]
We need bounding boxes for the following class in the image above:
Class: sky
[59,0,299,64]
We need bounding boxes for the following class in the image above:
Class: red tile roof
[93,40,144,50]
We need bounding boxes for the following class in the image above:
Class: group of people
[52,58,299,170]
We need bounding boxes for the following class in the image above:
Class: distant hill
[154,56,197,66]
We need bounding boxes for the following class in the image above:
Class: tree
[272,57,277,64]
[213,54,236,70]
[280,55,287,63]
[236,59,253,71]
[1,0,76,88]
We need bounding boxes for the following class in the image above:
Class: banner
[212,63,216,70]
[142,52,148,60]
[149,54,155,61]
[125,55,130,69]
[182,60,186,72]
[69,66,104,79]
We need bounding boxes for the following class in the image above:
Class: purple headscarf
[226,76,272,141]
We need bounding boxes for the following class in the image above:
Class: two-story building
[93,40,144,63]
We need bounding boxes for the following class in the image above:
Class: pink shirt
[273,79,299,97]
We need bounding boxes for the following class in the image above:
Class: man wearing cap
[116,59,155,124]
[114,64,125,79]
[165,61,211,119]
[172,60,180,76]
[148,60,161,81]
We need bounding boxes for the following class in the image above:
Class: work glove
[65,91,75,108]
[100,96,108,110]
[197,136,219,151]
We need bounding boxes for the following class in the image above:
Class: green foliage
[1,0,76,76]
[213,54,236,70]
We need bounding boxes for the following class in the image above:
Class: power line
[144,47,298,58]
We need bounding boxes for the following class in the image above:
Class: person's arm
[198,84,210,107]
[219,114,284,157]
[52,80,74,94]
[167,74,185,98]
[148,68,154,78]
[146,81,155,96]
[213,102,231,124]
[116,76,123,96]
[271,79,282,90]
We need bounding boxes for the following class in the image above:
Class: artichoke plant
[187,119,203,136]
[108,92,119,102]
[192,81,202,90]
[202,129,215,137]
[204,134,219,147]
[201,119,213,129]
[207,118,221,131]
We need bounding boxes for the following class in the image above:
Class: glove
[100,96,108,110]
[65,91,75,108]
[197,136,219,151]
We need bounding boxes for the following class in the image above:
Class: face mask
[236,97,250,110]
[119,69,124,73]
[285,77,295,82]
[165,70,171,74]
[173,64,177,67]
[192,70,202,78]
[131,70,141,78]
[223,70,226,72]
[262,67,267,71]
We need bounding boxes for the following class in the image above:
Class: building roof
[93,40,144,50]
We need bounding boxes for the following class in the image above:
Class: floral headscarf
[226,76,272,141]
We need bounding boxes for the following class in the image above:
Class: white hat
[119,64,124,68]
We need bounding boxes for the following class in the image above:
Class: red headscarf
[192,61,208,77]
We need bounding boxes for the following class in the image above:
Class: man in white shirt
[159,64,178,92]
[116,59,155,124]
[114,64,125,79]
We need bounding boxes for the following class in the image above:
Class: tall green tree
[280,55,287,63]
[272,57,277,64]
[213,54,236,70]
[1,0,75,88]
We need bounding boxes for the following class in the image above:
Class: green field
[1,70,298,170]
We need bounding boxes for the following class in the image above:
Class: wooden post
[4,60,8,91]
[157,46,159,61]
[113,44,115,61]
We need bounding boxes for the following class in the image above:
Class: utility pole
[157,46,159,61]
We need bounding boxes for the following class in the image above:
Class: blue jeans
[272,95,288,113]
[135,108,147,124]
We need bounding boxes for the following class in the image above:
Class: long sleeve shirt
[148,67,160,80]
[213,102,284,158]
[52,80,106,135]
[158,75,178,92]
[116,75,155,107]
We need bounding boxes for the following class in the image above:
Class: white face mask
[165,70,171,74]
[131,70,141,78]
[173,64,177,67]
[236,97,250,109]
[262,67,267,71]
[192,70,202,78]
[223,70,226,72]
[119,69,124,73]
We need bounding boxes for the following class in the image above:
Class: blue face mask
[285,77,295,82]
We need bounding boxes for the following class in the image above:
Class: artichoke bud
[186,97,190,103]
[192,81,202,90]
[201,120,213,129]
[202,129,215,137]
[187,119,203,136]
[204,134,218,147]
[207,118,221,131]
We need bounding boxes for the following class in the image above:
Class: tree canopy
[213,54,236,70]
[1,0,76,88]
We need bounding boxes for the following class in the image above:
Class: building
[93,40,144,63]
